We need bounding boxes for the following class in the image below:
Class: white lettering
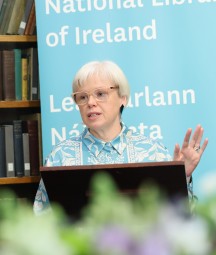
[50,95,61,112]
[152,0,193,6]
[45,0,60,14]
[51,127,66,145]
[46,32,59,47]
[51,124,84,145]
[50,95,78,112]
[51,123,162,146]
[182,89,195,104]
[128,86,196,107]
[198,0,216,3]
[145,86,152,106]
[153,91,166,106]
[167,90,181,105]
[143,19,157,40]
[128,123,163,139]
[62,97,74,111]
[75,20,156,45]
[50,86,196,114]
[46,26,69,47]
[92,29,105,44]
[45,0,144,14]
[77,0,87,12]
[59,26,69,46]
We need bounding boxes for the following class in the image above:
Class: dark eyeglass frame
[72,86,119,105]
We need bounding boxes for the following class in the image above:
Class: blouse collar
[82,123,129,157]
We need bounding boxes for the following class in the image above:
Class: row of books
[0,115,42,178]
[0,47,40,101]
[0,0,36,35]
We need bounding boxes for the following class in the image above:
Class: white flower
[158,206,211,255]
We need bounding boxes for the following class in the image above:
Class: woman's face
[76,75,126,140]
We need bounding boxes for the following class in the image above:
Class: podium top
[40,161,188,219]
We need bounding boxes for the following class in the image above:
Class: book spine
[21,56,28,100]
[24,2,35,35]
[0,0,11,34]
[0,0,15,35]
[18,0,34,35]
[20,113,42,167]
[13,120,24,177]
[0,1,7,33]
[26,47,39,100]
[27,120,39,176]
[6,0,26,35]
[4,125,15,177]
[32,47,39,100]
[29,14,36,35]
[0,126,6,177]
[0,51,3,100]
[14,49,22,100]
[2,50,16,101]
[0,0,4,10]
[22,132,30,176]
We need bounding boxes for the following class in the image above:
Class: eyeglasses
[72,86,119,105]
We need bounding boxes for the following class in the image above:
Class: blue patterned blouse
[33,123,173,215]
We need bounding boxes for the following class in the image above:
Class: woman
[33,61,208,215]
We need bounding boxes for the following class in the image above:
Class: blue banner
[35,0,216,199]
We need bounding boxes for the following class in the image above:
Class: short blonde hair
[72,61,130,105]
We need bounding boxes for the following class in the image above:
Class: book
[18,0,34,35]
[21,56,28,100]
[6,0,27,35]
[0,51,3,100]
[14,49,22,100]
[22,132,30,176]
[13,120,24,177]
[0,0,9,34]
[26,47,39,100]
[20,113,42,166]
[30,19,37,35]
[0,0,4,9]
[4,125,15,177]
[0,0,15,35]
[31,48,39,100]
[24,1,35,35]
[0,126,6,177]
[22,119,40,176]
[2,50,16,101]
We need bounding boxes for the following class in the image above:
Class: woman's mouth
[87,112,101,118]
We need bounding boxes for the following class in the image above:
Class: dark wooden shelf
[0,100,40,108]
[0,176,40,185]
[0,35,37,42]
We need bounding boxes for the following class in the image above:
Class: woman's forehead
[81,73,113,85]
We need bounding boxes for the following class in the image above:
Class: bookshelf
[0,34,41,201]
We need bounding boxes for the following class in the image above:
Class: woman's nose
[87,94,97,106]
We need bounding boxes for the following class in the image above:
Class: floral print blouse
[33,123,174,215]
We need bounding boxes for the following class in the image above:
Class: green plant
[0,173,216,255]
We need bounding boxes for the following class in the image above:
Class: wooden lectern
[40,161,188,219]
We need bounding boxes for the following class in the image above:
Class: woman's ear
[121,95,127,107]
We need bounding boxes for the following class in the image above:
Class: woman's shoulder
[53,133,83,148]
[125,127,169,150]
[45,135,84,166]
[124,128,172,162]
